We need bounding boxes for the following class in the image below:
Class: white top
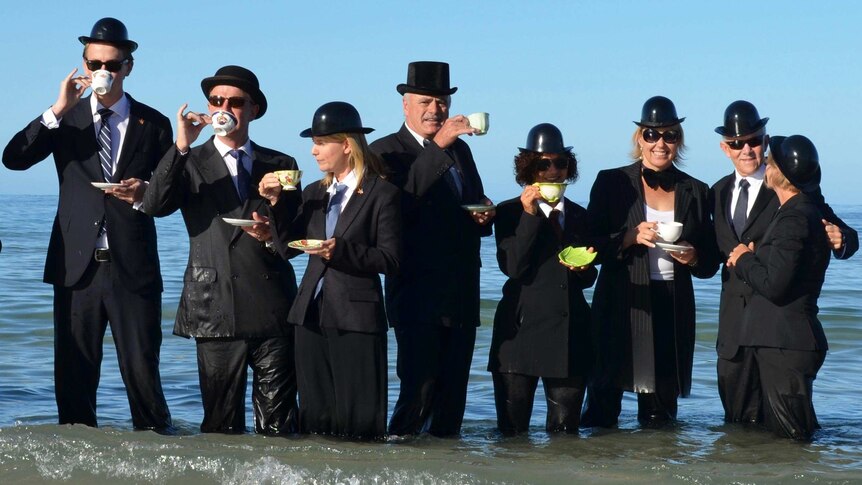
[645,204,675,281]
[731,164,765,219]
[327,169,360,213]
[213,137,254,195]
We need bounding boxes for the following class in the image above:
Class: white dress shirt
[213,137,254,195]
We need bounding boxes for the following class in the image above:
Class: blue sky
[2,1,860,203]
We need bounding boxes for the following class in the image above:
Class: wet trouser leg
[717,347,762,423]
[756,347,824,441]
[492,372,538,435]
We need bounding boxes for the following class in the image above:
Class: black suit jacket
[370,124,492,328]
[274,174,401,333]
[734,193,830,351]
[489,197,596,378]
[587,162,719,396]
[142,139,300,338]
[2,94,172,293]
[710,174,854,359]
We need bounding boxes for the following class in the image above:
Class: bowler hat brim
[78,36,138,53]
[201,76,267,119]
[634,117,686,128]
[299,127,375,138]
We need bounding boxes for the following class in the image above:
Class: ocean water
[0,195,860,484]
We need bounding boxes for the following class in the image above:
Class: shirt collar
[328,169,360,195]
[213,136,253,160]
[538,198,566,218]
[735,163,765,184]
[404,123,428,148]
[91,93,130,119]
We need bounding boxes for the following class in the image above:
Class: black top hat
[78,17,138,53]
[768,135,820,193]
[396,61,458,96]
[634,95,685,128]
[518,123,572,154]
[201,65,267,119]
[715,100,769,138]
[300,101,374,138]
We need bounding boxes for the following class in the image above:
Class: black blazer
[274,174,401,333]
[2,95,172,293]
[142,139,301,338]
[711,174,854,359]
[734,193,830,351]
[370,124,492,328]
[587,162,718,396]
[489,197,596,378]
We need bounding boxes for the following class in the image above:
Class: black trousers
[294,321,387,440]
[492,372,585,435]
[195,336,297,435]
[718,346,825,440]
[582,280,679,427]
[389,324,476,437]
[53,257,171,430]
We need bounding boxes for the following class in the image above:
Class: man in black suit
[2,18,172,430]
[142,66,300,434]
[370,61,494,437]
[711,100,856,424]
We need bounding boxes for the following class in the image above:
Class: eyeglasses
[208,95,251,109]
[725,136,764,150]
[84,58,129,72]
[536,157,568,171]
[642,128,681,144]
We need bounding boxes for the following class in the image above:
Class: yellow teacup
[274,170,302,189]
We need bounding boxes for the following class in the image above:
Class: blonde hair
[765,154,800,193]
[630,124,687,164]
[319,133,387,188]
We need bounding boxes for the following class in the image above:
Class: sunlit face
[83,43,132,97]
[207,85,258,140]
[638,127,679,171]
[311,136,351,176]
[721,133,768,177]
[534,153,569,183]
[403,94,449,138]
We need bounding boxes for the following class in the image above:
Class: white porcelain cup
[90,70,113,96]
[211,110,238,136]
[656,221,683,243]
[467,112,489,135]
[274,169,302,189]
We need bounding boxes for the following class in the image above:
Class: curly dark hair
[513,149,579,186]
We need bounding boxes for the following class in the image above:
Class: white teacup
[274,169,302,189]
[656,221,683,243]
[467,112,489,135]
[91,69,113,96]
[533,182,567,204]
[211,110,238,136]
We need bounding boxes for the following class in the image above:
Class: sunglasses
[536,157,569,171]
[725,136,764,150]
[642,128,681,144]
[208,95,251,109]
[84,58,129,72]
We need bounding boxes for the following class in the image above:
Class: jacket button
[560,284,567,289]
[231,274,238,280]
[263,274,270,280]
[561,311,568,317]
[230,244,237,249]
[94,220,100,226]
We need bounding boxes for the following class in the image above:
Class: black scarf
[642,167,679,191]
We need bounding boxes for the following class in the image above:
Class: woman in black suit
[260,102,401,440]
[581,97,718,427]
[489,124,597,435]
[727,135,830,441]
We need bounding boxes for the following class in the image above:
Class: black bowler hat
[715,100,769,137]
[519,123,572,154]
[396,61,458,96]
[768,135,820,193]
[634,95,685,128]
[201,65,267,119]
[78,17,138,53]
[300,101,374,138]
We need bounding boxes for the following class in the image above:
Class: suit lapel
[333,175,376,239]
[228,144,274,244]
[674,178,693,225]
[624,163,646,230]
[743,184,776,237]
[68,98,104,182]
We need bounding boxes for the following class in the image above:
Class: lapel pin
[138,118,145,125]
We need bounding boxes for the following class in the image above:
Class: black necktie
[97,108,114,182]
[548,208,563,242]
[642,167,677,191]
[732,178,750,238]
[230,149,251,203]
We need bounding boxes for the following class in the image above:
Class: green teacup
[533,182,567,203]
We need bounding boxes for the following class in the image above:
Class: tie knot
[229,149,243,161]
[739,178,750,189]
[422,139,431,148]
[98,108,113,120]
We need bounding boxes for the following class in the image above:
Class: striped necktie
[97,108,113,182]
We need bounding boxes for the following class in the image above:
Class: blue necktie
[230,149,251,203]
[732,178,750,238]
[97,108,113,182]
[423,138,463,199]
[315,183,348,297]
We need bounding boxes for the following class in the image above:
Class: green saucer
[558,246,597,267]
